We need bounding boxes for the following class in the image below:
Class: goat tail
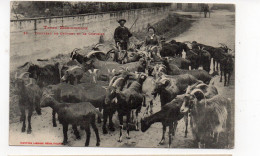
[142,95,146,107]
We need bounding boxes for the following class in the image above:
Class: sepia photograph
[9,1,235,149]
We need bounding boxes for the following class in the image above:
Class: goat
[44,80,108,127]
[18,62,60,88]
[180,89,232,148]
[61,65,84,85]
[219,54,234,86]
[40,93,102,146]
[193,42,232,72]
[105,73,147,142]
[169,40,190,57]
[141,94,188,147]
[153,62,215,84]
[151,74,198,107]
[103,71,137,134]
[70,44,107,64]
[14,72,42,134]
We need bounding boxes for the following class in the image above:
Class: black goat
[40,94,102,146]
[220,54,234,86]
[151,74,198,107]
[141,94,188,147]
[45,81,108,128]
[14,73,42,134]
[18,62,60,88]
[105,73,147,142]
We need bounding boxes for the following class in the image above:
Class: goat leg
[91,116,100,146]
[102,109,108,134]
[184,114,188,138]
[220,69,223,82]
[20,108,26,133]
[149,100,153,114]
[126,113,131,139]
[135,110,139,131]
[168,123,173,148]
[173,121,178,136]
[97,108,102,123]
[228,73,231,86]
[224,72,227,86]
[27,108,33,134]
[52,110,57,127]
[159,125,166,145]
[62,123,69,145]
[85,125,91,147]
[118,115,123,142]
[108,111,115,131]
[72,124,81,140]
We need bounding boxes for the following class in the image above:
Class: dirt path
[9,10,235,148]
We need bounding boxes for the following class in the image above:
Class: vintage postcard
[10,1,235,148]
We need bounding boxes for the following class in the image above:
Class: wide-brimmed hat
[147,26,156,33]
[117,19,126,23]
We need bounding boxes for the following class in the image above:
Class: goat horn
[26,78,33,86]
[86,51,105,58]
[219,43,227,48]
[196,83,208,89]
[112,77,124,87]
[18,72,30,79]
[94,44,104,48]
[109,76,118,86]
[190,88,205,96]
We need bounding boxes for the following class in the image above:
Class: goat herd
[12,39,234,148]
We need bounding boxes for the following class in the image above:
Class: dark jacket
[114,26,132,43]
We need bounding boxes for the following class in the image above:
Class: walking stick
[129,17,139,31]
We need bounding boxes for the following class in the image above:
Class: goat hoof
[27,129,32,134]
[21,127,26,133]
[103,128,108,134]
[96,142,100,146]
[159,140,165,145]
[126,136,131,139]
[118,137,122,142]
[85,144,89,147]
[53,123,57,127]
[109,126,115,132]
[76,136,81,140]
[62,141,68,145]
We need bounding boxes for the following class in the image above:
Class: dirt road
[9,10,235,148]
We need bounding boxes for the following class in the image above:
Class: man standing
[114,19,132,50]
